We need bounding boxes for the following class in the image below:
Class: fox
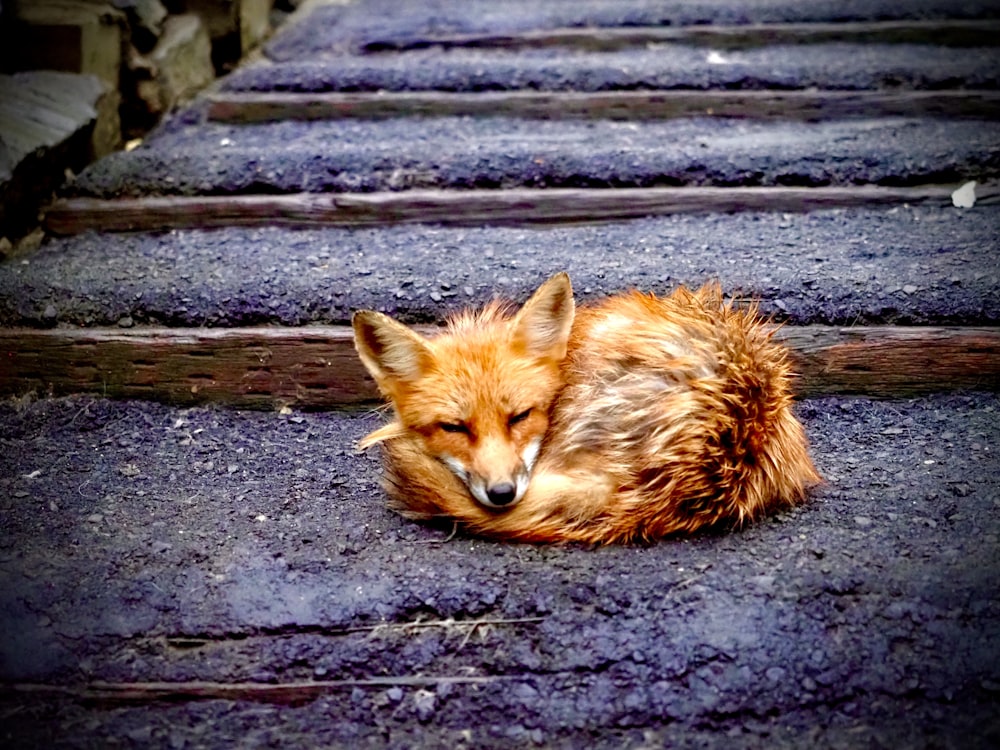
[352,273,819,544]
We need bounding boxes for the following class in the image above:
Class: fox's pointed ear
[512,272,575,361]
[352,311,433,389]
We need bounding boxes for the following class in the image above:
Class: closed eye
[508,408,532,428]
[438,422,470,435]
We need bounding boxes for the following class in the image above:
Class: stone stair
[1,0,999,746]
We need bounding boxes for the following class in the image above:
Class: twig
[357,615,544,637]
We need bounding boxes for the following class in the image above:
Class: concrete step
[1,390,998,745]
[3,206,998,328]
[227,43,1000,94]
[68,116,1000,197]
[5,204,998,408]
[265,0,1000,59]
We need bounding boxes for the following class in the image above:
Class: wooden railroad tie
[44,184,1000,235]
[1,325,997,408]
[205,90,1000,124]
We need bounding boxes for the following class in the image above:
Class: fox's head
[353,273,575,510]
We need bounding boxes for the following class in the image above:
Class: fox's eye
[438,422,469,435]
[508,408,532,427]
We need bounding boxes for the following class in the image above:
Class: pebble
[413,689,437,721]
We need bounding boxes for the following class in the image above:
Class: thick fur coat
[353,273,819,543]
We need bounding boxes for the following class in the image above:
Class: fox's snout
[467,472,527,509]
[443,436,540,510]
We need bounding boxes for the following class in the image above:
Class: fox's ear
[352,311,433,388]
[512,272,575,361]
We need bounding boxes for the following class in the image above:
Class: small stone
[118,316,134,328]
[43,304,58,320]
[386,687,403,702]
[853,516,872,528]
[413,689,436,722]
[902,285,918,295]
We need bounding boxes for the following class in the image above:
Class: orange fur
[353,273,820,543]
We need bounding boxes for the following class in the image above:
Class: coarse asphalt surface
[1,392,998,747]
[1,206,998,328]
[223,44,1000,93]
[264,0,1000,59]
[69,116,1000,197]
[2,0,1000,746]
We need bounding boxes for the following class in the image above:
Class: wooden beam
[359,20,1000,53]
[205,90,1000,123]
[0,326,374,409]
[43,184,1000,235]
[778,326,1000,396]
[4,675,509,705]
[1,326,997,408]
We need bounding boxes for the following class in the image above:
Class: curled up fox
[352,273,819,543]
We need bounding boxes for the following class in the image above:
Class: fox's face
[353,273,575,510]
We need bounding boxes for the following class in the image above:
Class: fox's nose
[486,482,517,507]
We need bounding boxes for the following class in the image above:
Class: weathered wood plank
[0,326,372,409]
[778,326,1000,396]
[1,326,997,408]
[44,184,1000,235]
[4,676,508,705]
[360,20,1000,53]
[205,90,1000,123]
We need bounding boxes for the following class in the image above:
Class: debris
[951,180,977,208]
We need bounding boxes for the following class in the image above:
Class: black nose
[486,483,517,507]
